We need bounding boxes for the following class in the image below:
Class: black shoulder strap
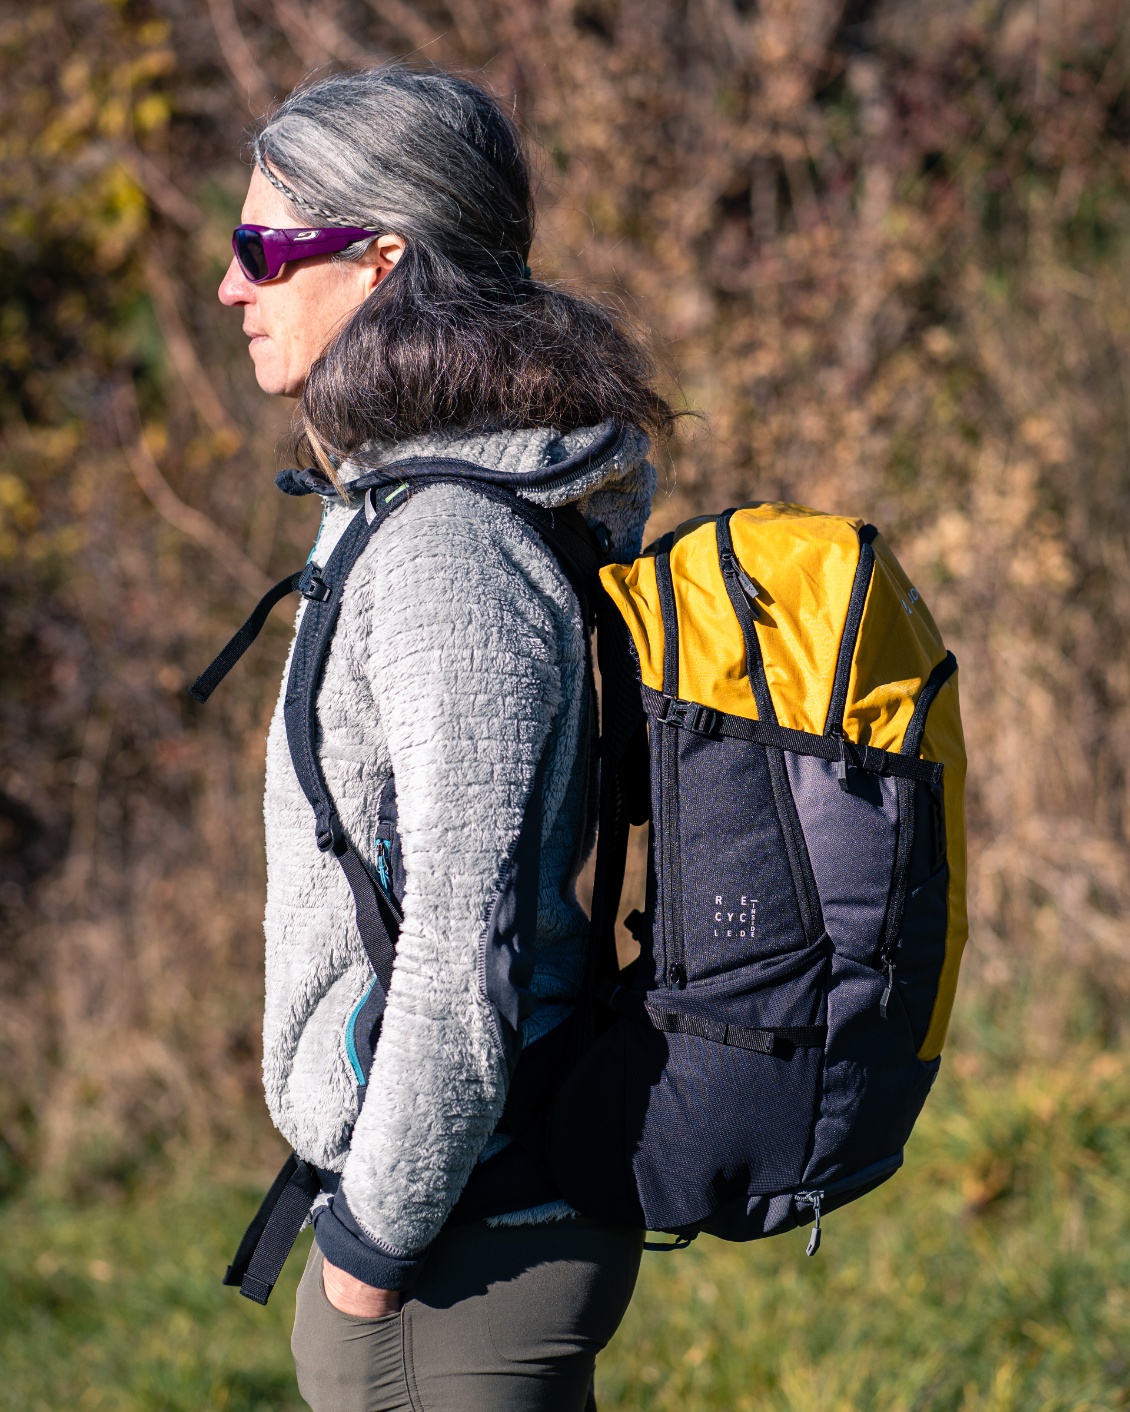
[281,502,402,994]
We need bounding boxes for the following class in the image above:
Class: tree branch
[142,250,243,450]
[113,378,272,600]
[207,0,273,113]
[115,146,204,231]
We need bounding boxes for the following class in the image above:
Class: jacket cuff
[312,1191,426,1292]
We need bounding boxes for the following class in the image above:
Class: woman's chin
[250,347,297,398]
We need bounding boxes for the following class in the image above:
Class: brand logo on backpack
[713,895,757,941]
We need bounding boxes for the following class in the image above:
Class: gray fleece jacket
[261,421,655,1288]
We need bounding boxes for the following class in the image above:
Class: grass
[3,1042,1130,1411]
[0,1167,306,1412]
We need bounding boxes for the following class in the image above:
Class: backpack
[194,459,965,1300]
[546,501,966,1252]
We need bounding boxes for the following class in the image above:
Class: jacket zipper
[373,838,404,922]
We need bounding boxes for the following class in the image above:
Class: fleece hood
[279,421,657,563]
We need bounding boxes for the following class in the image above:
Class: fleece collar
[278,421,657,561]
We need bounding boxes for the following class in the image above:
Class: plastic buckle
[859,744,885,775]
[299,565,330,602]
[659,697,720,736]
[315,814,345,854]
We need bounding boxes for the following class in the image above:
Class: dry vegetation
[1,0,1129,1193]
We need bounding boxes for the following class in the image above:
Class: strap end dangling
[836,736,852,790]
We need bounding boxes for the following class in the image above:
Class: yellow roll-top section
[601,502,949,746]
[846,535,947,753]
[599,501,968,1060]
[602,504,863,730]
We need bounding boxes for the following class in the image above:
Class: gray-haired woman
[218,65,672,1412]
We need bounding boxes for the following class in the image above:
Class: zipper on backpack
[879,958,896,1018]
[794,1152,903,1255]
[829,728,852,791]
[877,775,915,1019]
[824,526,877,736]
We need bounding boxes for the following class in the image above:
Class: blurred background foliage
[2,0,1130,1405]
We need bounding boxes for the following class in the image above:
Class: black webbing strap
[336,846,398,994]
[188,569,306,704]
[639,684,944,785]
[647,1008,825,1056]
[281,505,403,993]
[654,549,680,696]
[222,1152,322,1304]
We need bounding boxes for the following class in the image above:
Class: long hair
[253,67,676,479]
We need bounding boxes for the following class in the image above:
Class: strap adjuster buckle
[299,565,330,602]
[316,813,345,854]
[658,696,720,736]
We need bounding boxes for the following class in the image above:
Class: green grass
[0,1168,307,1412]
[4,1046,1130,1411]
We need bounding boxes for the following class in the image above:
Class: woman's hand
[321,1256,402,1317]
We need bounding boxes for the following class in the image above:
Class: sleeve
[313,486,564,1289]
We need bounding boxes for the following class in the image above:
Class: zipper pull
[375,839,391,892]
[805,1192,822,1256]
[736,563,761,609]
[834,734,851,791]
[880,960,894,1019]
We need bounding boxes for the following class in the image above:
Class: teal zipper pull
[375,838,391,892]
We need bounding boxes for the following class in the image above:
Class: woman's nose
[218,257,253,307]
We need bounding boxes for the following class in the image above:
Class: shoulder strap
[282,501,403,993]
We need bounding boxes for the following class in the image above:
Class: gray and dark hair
[253,66,676,468]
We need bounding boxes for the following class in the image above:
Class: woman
[218,65,673,1412]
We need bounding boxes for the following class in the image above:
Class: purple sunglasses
[232,223,379,284]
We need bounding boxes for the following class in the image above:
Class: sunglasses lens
[234,228,270,281]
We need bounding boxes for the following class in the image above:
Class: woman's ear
[356,235,407,298]
[375,234,406,268]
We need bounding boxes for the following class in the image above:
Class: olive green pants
[291,1218,644,1412]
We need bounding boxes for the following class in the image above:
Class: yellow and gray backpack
[546,501,967,1253]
